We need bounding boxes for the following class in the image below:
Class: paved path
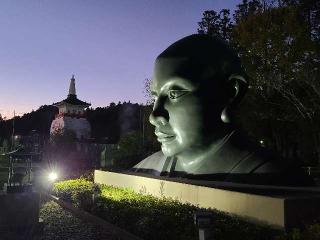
[0,201,123,240]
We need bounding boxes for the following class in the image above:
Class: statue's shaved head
[156,34,245,87]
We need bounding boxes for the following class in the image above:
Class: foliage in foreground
[52,178,283,240]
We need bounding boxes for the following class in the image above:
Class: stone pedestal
[94,170,320,229]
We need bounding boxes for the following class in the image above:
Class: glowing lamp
[48,172,58,182]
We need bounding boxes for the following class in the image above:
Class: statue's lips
[155,131,175,143]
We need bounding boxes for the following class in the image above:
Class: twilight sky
[0,0,240,119]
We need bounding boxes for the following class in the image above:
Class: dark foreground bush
[53,179,320,240]
[275,224,320,240]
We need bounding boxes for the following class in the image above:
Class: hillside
[0,102,145,143]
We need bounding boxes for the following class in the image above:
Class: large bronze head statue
[149,35,247,165]
[134,34,313,186]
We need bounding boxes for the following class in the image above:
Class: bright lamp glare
[48,172,58,181]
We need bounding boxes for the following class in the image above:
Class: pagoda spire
[68,74,76,97]
[51,74,91,139]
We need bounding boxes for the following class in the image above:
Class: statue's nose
[149,97,169,127]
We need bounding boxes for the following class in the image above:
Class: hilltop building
[50,75,91,139]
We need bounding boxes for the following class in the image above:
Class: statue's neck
[175,129,236,173]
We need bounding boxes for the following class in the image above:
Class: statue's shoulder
[227,133,281,174]
[228,147,314,186]
[229,148,279,174]
[138,151,165,165]
[131,151,167,176]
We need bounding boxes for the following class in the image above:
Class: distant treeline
[0,102,149,144]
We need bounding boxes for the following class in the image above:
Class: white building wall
[50,116,91,139]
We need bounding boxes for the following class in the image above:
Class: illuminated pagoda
[50,75,91,140]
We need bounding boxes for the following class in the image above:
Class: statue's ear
[221,74,248,123]
[226,74,248,104]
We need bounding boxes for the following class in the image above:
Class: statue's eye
[168,90,189,99]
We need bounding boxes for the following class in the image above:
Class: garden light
[48,172,58,182]
[194,210,213,240]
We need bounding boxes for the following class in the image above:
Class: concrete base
[0,191,40,229]
[94,170,320,229]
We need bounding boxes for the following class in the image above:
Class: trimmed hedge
[52,178,95,210]
[96,185,199,240]
[54,178,320,240]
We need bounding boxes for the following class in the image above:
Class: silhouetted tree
[198,0,320,165]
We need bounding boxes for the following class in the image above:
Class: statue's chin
[161,145,177,158]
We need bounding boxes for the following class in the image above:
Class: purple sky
[0,0,240,119]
